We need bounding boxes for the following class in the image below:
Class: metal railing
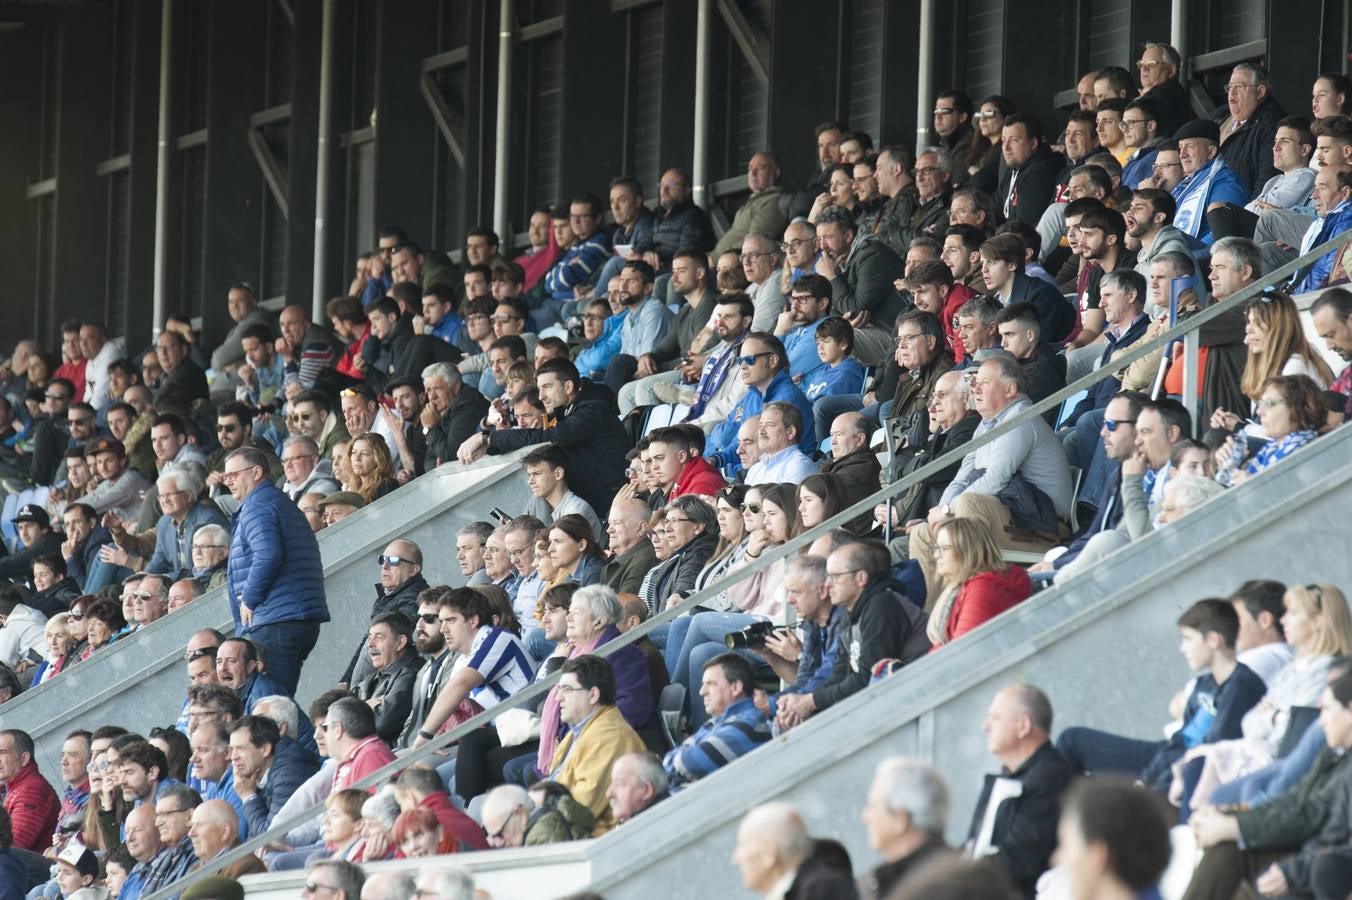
[145,229,1347,897]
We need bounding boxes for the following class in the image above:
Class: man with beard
[398,587,458,749]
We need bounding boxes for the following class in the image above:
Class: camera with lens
[725,621,776,650]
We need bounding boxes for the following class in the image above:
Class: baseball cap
[57,842,99,878]
[317,491,367,510]
[87,435,127,458]
[13,504,50,528]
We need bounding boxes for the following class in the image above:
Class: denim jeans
[1055,726,1164,776]
[665,612,770,728]
[83,557,132,595]
[1210,720,1325,807]
[245,619,321,696]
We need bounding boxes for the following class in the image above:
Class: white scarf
[1172,157,1222,237]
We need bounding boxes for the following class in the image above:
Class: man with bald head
[967,684,1073,897]
[117,803,165,900]
[607,752,669,825]
[168,578,202,612]
[714,152,790,258]
[343,537,429,689]
[186,798,265,879]
[273,304,342,391]
[602,496,657,595]
[361,872,416,900]
[821,411,881,531]
[735,416,762,475]
[176,629,224,733]
[732,802,854,897]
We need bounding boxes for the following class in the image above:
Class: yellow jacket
[550,704,646,835]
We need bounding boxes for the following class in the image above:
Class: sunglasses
[1103,418,1127,432]
[736,351,773,367]
[417,613,439,624]
[744,503,762,514]
[379,554,412,567]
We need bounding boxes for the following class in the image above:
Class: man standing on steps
[223,446,328,696]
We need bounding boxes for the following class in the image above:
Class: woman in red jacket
[926,517,1031,649]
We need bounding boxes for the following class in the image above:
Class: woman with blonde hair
[926,517,1031,648]
[1178,582,1352,812]
[347,433,398,502]
[1212,291,1333,440]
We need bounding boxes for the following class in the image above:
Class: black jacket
[650,200,716,269]
[1198,305,1250,429]
[812,576,929,712]
[821,449,882,535]
[896,411,980,523]
[858,840,949,900]
[648,531,718,604]
[424,386,490,471]
[354,651,424,745]
[1213,93,1287,197]
[154,358,209,420]
[343,574,430,686]
[240,735,322,839]
[966,742,1074,899]
[831,234,907,330]
[487,391,630,517]
[0,529,64,582]
[997,143,1065,228]
[365,317,462,395]
[1021,345,1067,422]
[27,416,70,487]
[1006,273,1076,345]
[28,576,81,618]
[1145,77,1195,137]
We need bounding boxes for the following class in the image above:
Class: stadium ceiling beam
[716,0,769,89]
[247,103,292,216]
[420,48,468,168]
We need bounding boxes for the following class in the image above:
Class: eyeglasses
[221,466,258,482]
[154,808,191,820]
[1152,161,1181,170]
[484,805,524,841]
[490,314,524,323]
[192,544,226,552]
[912,166,942,177]
[737,351,773,367]
[779,237,815,252]
[185,647,217,661]
[739,251,774,262]
[1258,396,1287,409]
[580,314,608,323]
[379,554,412,568]
[1136,59,1163,70]
[288,411,316,423]
[1225,82,1258,93]
[825,568,863,580]
[216,423,241,433]
[282,453,316,464]
[555,683,589,694]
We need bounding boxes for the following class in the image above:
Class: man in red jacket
[393,765,488,851]
[0,729,60,852]
[649,425,726,503]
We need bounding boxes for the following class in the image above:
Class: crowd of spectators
[2,42,1352,900]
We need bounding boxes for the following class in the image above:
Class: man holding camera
[749,555,849,734]
[662,653,770,792]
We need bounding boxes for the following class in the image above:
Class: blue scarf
[1172,158,1223,237]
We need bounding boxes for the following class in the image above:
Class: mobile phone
[489,507,511,524]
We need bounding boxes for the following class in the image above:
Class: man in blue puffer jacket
[223,447,328,694]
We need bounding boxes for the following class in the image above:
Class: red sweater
[670,455,727,500]
[944,284,976,362]
[336,322,372,381]
[418,792,489,851]
[332,736,396,794]
[1,760,60,852]
[942,566,1032,644]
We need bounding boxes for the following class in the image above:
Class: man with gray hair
[732,802,855,898]
[306,858,365,900]
[455,522,494,586]
[414,867,476,900]
[740,232,788,334]
[815,204,906,366]
[905,146,953,243]
[859,757,951,898]
[606,752,669,825]
[277,434,339,502]
[967,684,1072,898]
[419,361,489,471]
[141,461,228,577]
[361,872,416,900]
[907,356,1073,602]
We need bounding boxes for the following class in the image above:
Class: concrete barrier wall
[5,448,538,775]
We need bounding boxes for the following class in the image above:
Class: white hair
[482,783,535,823]
[572,584,623,625]
[1165,474,1226,515]
[361,787,402,828]
[421,362,462,387]
[252,694,300,737]
[415,867,475,900]
[741,802,812,866]
[158,461,204,497]
[872,756,950,834]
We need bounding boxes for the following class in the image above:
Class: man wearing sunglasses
[397,588,459,750]
[342,539,428,691]
[704,332,816,482]
[223,447,327,696]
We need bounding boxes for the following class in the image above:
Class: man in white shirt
[519,443,603,541]
[745,402,818,485]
